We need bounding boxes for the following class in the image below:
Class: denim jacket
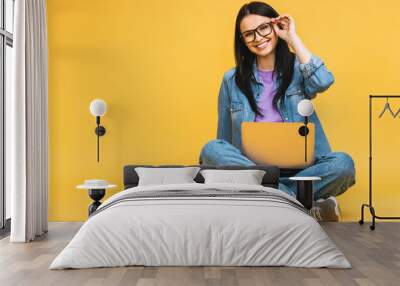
[217,53,334,157]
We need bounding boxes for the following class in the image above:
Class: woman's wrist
[286,34,312,64]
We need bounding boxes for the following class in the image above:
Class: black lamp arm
[94,116,106,162]
[298,116,309,163]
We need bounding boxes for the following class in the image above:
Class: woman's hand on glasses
[272,14,311,65]
[271,14,297,43]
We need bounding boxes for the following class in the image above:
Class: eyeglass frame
[240,21,273,44]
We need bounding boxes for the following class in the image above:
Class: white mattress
[50,183,350,269]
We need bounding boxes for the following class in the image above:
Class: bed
[49,165,350,269]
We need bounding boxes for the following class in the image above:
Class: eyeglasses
[240,22,273,44]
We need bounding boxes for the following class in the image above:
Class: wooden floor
[0,222,399,286]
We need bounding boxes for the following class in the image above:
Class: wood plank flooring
[0,222,399,286]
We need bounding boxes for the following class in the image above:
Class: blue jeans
[199,139,356,200]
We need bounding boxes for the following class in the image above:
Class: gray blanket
[91,189,309,217]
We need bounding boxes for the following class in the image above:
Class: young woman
[199,1,356,221]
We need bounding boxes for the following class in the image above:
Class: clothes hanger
[393,106,400,118]
[378,98,395,118]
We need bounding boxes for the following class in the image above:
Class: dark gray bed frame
[123,164,280,190]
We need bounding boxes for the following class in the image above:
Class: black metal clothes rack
[359,95,400,230]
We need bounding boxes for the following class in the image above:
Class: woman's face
[240,14,278,57]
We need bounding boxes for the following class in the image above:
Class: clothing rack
[359,95,400,230]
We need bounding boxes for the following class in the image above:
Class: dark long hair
[234,1,295,116]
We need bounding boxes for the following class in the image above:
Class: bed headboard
[123,164,280,190]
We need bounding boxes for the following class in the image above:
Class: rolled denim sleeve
[216,77,232,143]
[299,54,335,99]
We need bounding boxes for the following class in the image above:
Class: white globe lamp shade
[90,99,107,117]
[297,99,314,117]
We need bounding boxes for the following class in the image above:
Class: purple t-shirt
[254,69,283,122]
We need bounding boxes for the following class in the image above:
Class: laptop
[241,122,315,169]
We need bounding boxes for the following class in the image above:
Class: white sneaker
[310,196,341,222]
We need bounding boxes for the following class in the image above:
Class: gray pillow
[200,169,266,185]
[135,167,201,186]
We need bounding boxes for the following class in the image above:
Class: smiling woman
[199,1,356,222]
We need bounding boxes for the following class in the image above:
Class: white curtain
[8,0,48,242]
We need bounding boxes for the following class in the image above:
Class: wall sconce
[89,99,107,162]
[297,99,314,162]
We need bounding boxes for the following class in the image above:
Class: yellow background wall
[47,0,400,221]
